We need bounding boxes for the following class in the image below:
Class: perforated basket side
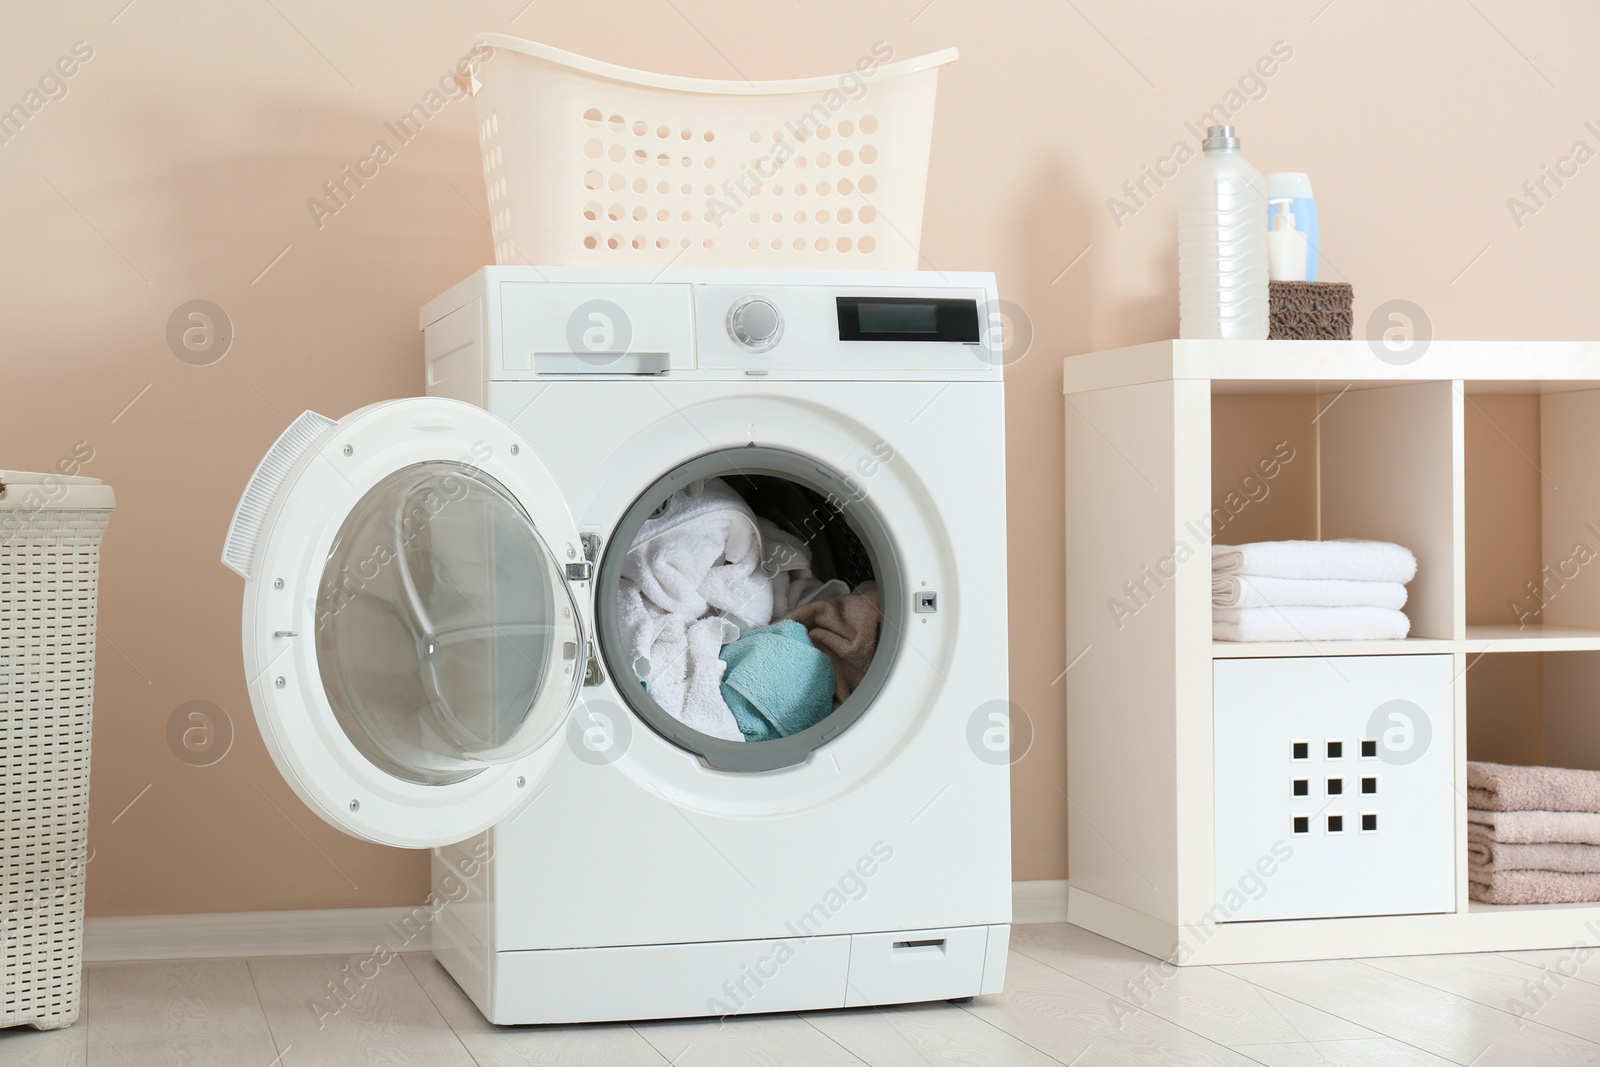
[470,40,955,268]
[1,507,110,1030]
[222,411,335,580]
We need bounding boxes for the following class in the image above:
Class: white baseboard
[86,885,1073,962]
[85,907,432,963]
[1012,879,1070,924]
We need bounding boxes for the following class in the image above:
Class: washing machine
[222,266,1011,1024]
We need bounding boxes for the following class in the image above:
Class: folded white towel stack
[1212,575,1408,611]
[1213,606,1411,643]
[1212,540,1417,642]
[1212,540,1417,583]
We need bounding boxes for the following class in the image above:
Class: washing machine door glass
[226,397,587,848]
[316,460,576,785]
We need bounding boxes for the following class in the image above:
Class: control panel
[419,267,1006,382]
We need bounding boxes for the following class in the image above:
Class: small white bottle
[1179,126,1269,340]
[1268,201,1310,282]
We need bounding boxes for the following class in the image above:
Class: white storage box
[465,34,956,269]
[1213,655,1456,922]
[0,470,114,1030]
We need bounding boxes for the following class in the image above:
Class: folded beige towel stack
[1468,761,1600,905]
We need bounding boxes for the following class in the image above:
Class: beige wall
[1463,395,1546,765]
[3,1,1597,916]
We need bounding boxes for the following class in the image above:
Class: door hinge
[584,645,606,687]
[581,532,601,563]
[565,561,593,581]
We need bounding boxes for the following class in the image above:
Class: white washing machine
[222,266,1011,1024]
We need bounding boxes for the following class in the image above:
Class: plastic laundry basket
[0,471,113,1030]
[465,34,957,269]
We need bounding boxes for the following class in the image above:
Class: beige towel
[1468,868,1600,905]
[1468,810,1600,845]
[1467,829,1600,872]
[1467,761,1600,813]
[779,582,880,705]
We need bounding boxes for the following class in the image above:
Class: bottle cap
[1270,201,1296,230]
[1202,125,1240,150]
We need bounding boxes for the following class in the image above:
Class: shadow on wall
[1017,156,1096,356]
[1139,240,1180,343]
[138,86,492,299]
[28,71,500,916]
[1015,153,1181,358]
[1004,155,1094,882]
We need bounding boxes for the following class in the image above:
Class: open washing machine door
[221,397,587,848]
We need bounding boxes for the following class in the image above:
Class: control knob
[726,297,783,352]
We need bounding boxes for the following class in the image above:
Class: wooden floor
[7,922,1600,1066]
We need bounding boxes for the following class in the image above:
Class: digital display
[858,302,939,334]
[837,297,981,343]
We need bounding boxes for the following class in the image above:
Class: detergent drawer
[844,925,999,1007]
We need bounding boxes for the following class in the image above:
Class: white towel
[676,615,745,741]
[1212,540,1417,583]
[617,578,666,682]
[1213,605,1411,642]
[617,478,776,741]
[1212,575,1409,610]
[758,518,850,617]
[615,579,744,741]
[622,478,774,631]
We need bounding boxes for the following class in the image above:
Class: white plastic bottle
[1179,125,1268,340]
[1267,201,1310,282]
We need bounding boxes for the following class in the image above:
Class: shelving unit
[1063,339,1600,964]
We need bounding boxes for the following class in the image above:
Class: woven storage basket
[1268,280,1354,340]
[0,471,113,1030]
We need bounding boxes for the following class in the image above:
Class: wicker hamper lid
[0,470,115,510]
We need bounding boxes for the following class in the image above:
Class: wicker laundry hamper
[0,470,114,1030]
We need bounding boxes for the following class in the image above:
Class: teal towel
[718,620,836,743]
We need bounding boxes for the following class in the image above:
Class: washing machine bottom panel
[478,744,1012,950]
[434,922,1008,1025]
